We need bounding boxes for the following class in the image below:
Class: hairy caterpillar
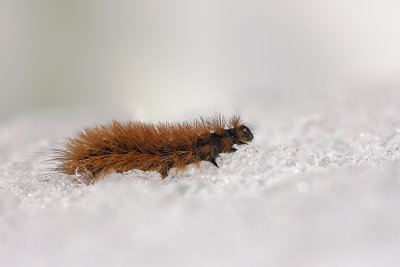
[54,114,253,184]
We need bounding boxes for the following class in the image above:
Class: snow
[1,87,400,267]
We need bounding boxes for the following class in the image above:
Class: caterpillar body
[54,114,254,184]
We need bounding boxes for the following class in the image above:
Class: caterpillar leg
[210,158,219,168]
[159,165,170,179]
[156,160,177,179]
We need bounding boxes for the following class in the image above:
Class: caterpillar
[53,114,254,184]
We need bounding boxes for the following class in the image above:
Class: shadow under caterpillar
[53,114,254,184]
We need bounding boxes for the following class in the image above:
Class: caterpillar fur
[53,114,254,184]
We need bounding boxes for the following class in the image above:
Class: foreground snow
[1,89,399,267]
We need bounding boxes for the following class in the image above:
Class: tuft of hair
[52,114,254,184]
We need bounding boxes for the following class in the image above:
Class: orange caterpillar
[54,114,253,184]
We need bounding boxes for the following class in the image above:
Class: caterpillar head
[227,125,254,145]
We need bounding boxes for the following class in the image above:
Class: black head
[227,125,254,145]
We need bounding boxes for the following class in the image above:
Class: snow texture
[1,88,400,267]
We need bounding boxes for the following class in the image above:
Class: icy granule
[1,97,400,267]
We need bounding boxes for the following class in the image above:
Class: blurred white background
[1,0,400,121]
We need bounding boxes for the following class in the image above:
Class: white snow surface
[1,88,400,267]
